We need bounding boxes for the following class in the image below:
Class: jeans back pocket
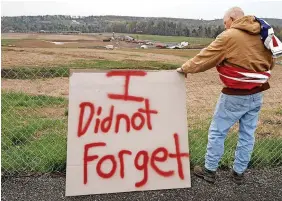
[224,95,249,112]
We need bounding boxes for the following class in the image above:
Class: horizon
[2,14,282,21]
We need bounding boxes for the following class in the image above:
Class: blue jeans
[205,92,263,174]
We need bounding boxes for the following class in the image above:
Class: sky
[1,0,282,20]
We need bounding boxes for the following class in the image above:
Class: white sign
[66,70,190,196]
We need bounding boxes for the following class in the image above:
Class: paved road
[2,167,282,201]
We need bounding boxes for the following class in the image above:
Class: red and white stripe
[216,65,271,90]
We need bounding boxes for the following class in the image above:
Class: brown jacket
[181,16,275,94]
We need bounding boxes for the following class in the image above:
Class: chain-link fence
[1,66,282,176]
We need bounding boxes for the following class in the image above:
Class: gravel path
[2,167,282,201]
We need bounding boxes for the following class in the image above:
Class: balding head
[223,7,244,29]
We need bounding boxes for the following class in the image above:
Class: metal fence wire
[1,66,282,176]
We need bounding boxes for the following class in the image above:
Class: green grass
[63,59,178,69]
[1,92,68,174]
[276,108,282,115]
[189,123,282,168]
[129,34,213,44]
[1,59,179,79]
[1,39,18,46]
[2,92,282,174]
[2,92,66,107]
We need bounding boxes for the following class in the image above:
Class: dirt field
[1,47,188,68]
[1,33,113,41]
[1,33,201,68]
[1,33,144,50]
[1,33,282,137]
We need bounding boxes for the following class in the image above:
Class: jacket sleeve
[181,31,228,73]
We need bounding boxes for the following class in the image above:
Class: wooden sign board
[66,70,190,196]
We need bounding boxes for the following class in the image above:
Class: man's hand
[176,67,187,78]
[176,67,183,73]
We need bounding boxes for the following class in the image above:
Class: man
[177,7,275,184]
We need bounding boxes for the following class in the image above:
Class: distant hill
[1,15,282,38]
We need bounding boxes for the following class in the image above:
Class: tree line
[2,15,282,39]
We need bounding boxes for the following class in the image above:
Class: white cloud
[1,0,282,19]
